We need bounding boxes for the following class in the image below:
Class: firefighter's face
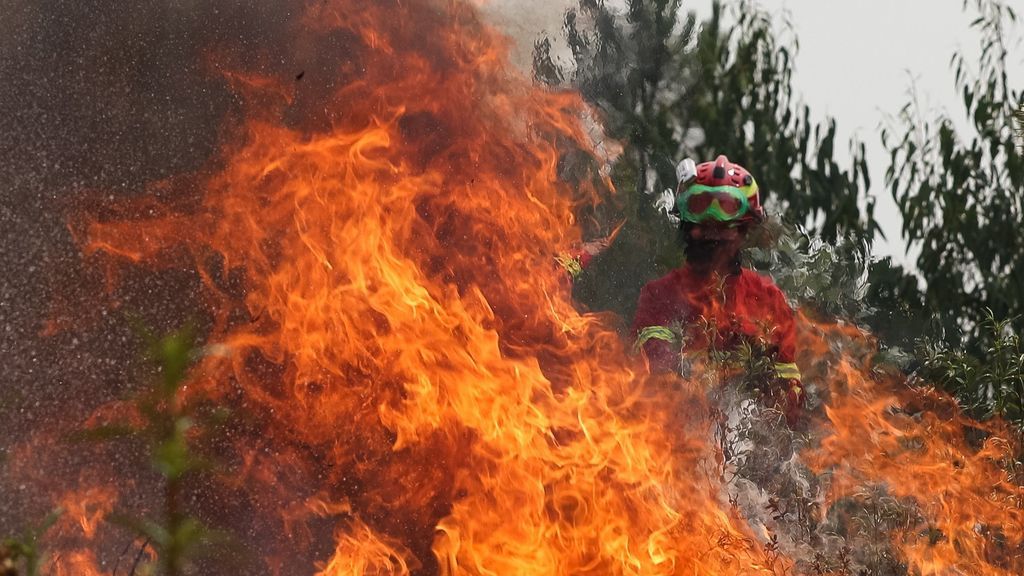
[687,225,742,243]
[683,224,746,269]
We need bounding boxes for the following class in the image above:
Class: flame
[48,550,105,576]
[58,0,785,572]
[57,486,117,539]
[318,519,419,576]
[19,0,1018,574]
[801,317,1024,575]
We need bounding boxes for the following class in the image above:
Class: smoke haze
[0,0,577,535]
[481,0,578,68]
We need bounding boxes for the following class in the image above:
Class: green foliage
[130,326,215,576]
[3,326,227,576]
[536,0,697,319]
[139,327,209,483]
[745,219,872,319]
[918,311,1024,430]
[883,0,1023,350]
[535,0,876,238]
[657,311,783,395]
[743,219,928,349]
[0,509,62,576]
[88,325,220,576]
[688,2,876,244]
[1014,103,1024,143]
[535,0,883,325]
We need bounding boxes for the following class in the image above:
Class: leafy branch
[882,0,1023,350]
[917,310,1024,431]
[0,509,62,576]
[87,325,224,576]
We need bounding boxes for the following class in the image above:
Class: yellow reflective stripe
[635,326,677,351]
[555,253,583,279]
[774,362,801,380]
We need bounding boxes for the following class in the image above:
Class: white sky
[487,0,1024,266]
[688,0,1024,266]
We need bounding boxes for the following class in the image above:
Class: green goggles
[677,184,751,223]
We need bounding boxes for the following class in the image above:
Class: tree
[884,0,1023,351]
[687,2,878,245]
[534,0,883,323]
[919,312,1024,431]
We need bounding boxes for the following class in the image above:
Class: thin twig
[129,537,151,576]
[112,538,136,575]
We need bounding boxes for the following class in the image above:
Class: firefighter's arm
[769,290,804,425]
[775,368,804,427]
[774,361,803,401]
[632,286,679,373]
[556,224,625,280]
[556,238,611,279]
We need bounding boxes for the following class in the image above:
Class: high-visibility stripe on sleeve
[635,325,678,351]
[555,253,584,279]
[774,362,801,380]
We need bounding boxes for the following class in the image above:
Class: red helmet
[675,155,764,225]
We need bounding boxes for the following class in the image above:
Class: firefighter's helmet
[675,155,764,225]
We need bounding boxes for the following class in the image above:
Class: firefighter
[631,155,804,426]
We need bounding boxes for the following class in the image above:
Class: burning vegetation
[2,0,1023,575]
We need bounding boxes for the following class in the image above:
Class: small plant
[127,326,221,576]
[1,509,62,576]
[744,217,872,321]
[87,325,224,576]
[917,311,1024,432]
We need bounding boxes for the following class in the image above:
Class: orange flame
[25,0,1017,574]
[801,317,1024,575]
[48,550,105,576]
[318,519,419,576]
[63,0,784,572]
[57,486,117,539]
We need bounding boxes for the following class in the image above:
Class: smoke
[0,0,588,562]
[0,0,296,479]
[479,0,578,69]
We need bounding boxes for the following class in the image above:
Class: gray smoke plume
[480,0,579,69]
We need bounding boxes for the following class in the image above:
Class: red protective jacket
[632,266,803,421]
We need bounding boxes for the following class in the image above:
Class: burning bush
[2,0,1023,575]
